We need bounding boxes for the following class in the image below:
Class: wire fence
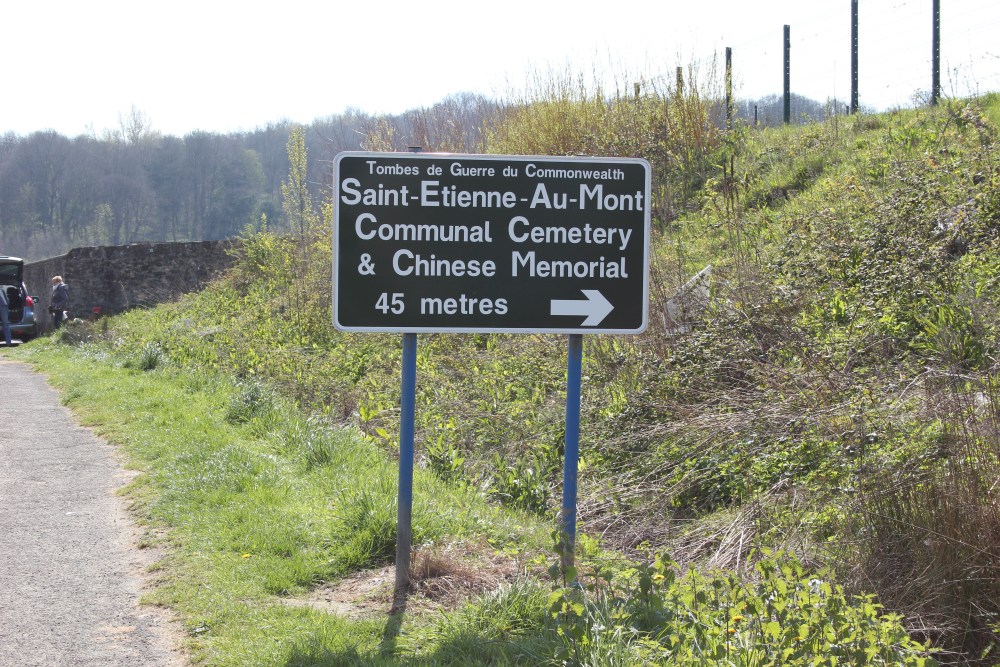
[719,0,1000,116]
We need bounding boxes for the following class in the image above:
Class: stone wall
[24,240,238,332]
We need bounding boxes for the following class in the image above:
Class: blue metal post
[395,332,417,599]
[561,334,583,570]
[394,144,423,604]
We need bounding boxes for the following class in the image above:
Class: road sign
[333,152,650,334]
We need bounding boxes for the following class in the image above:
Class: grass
[9,327,939,665]
[11,86,1000,664]
[12,340,549,665]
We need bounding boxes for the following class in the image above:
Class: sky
[3,0,999,138]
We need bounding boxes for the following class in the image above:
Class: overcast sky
[4,0,998,138]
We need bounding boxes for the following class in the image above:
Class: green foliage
[122,341,166,371]
[913,299,989,370]
[487,444,560,515]
[20,78,1000,665]
[543,549,936,666]
[277,416,340,470]
[331,472,401,567]
[235,223,296,290]
[401,579,551,664]
[424,423,466,482]
[15,337,542,664]
[774,103,1000,363]
[281,126,319,238]
[225,379,280,425]
[484,67,724,226]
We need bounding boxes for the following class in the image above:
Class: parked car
[0,256,38,341]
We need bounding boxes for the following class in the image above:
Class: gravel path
[0,359,183,667]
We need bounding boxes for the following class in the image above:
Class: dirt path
[0,359,184,667]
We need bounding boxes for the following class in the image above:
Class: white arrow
[550,290,614,326]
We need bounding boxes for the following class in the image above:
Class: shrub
[123,342,165,372]
[225,380,279,425]
[546,549,937,666]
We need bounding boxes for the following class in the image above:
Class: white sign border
[332,151,652,335]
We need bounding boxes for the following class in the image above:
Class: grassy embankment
[13,81,1000,664]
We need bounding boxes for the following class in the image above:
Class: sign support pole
[333,151,651,589]
[560,333,583,571]
[393,145,423,607]
[394,332,417,604]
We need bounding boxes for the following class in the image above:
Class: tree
[281,126,323,330]
[205,148,263,240]
[281,126,318,239]
[148,135,190,241]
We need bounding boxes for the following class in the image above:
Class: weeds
[543,547,938,665]
[225,379,279,425]
[487,445,560,515]
[17,73,1000,665]
[123,341,165,371]
[332,474,400,567]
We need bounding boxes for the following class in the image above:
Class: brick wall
[25,240,238,332]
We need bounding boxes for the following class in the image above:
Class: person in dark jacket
[50,276,69,329]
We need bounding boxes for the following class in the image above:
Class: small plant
[913,299,989,371]
[54,318,96,346]
[425,428,465,483]
[279,416,337,469]
[543,545,938,666]
[331,473,400,567]
[225,379,278,425]
[486,444,559,515]
[123,341,165,371]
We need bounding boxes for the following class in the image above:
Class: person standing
[50,276,69,329]
[0,287,11,346]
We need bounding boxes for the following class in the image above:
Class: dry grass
[280,540,528,621]
[407,542,524,606]
[849,368,1000,661]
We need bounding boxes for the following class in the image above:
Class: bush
[546,549,937,666]
[123,342,165,371]
[225,380,279,425]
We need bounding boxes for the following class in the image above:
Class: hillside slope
[26,96,1000,663]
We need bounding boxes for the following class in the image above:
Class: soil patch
[280,541,527,620]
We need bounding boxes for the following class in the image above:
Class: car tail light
[25,295,33,306]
